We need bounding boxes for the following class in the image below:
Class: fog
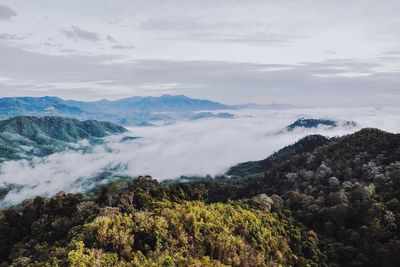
[1,107,400,207]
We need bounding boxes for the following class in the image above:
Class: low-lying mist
[1,107,400,207]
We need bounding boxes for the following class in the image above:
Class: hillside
[0,128,399,266]
[0,97,83,119]
[0,176,323,266]
[178,128,400,266]
[285,118,357,132]
[0,95,233,126]
[0,116,126,161]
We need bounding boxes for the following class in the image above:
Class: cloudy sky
[0,0,399,106]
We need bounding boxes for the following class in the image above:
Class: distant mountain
[190,112,235,120]
[0,96,84,119]
[0,116,126,161]
[67,95,231,113]
[0,95,233,126]
[286,118,356,132]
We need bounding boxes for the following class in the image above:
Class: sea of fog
[1,106,400,207]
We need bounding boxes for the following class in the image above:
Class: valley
[1,127,400,266]
[2,1,399,265]
[0,97,399,266]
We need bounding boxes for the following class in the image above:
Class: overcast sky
[0,0,399,106]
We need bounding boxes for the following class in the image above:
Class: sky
[0,0,400,106]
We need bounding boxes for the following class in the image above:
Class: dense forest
[1,128,400,266]
[0,176,322,266]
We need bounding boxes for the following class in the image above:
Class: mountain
[1,128,399,266]
[0,176,323,266]
[0,96,84,119]
[0,95,233,126]
[0,116,126,161]
[180,128,400,266]
[79,94,231,113]
[227,134,330,177]
[190,112,235,120]
[286,117,357,132]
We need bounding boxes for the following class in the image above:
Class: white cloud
[313,72,372,78]
[0,0,399,105]
[2,0,400,64]
[61,25,100,42]
[0,46,399,106]
[0,4,17,21]
[1,107,400,207]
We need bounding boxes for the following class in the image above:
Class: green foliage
[195,128,400,266]
[73,200,321,266]
[0,116,126,162]
[68,241,120,267]
[0,176,322,266]
[1,128,400,266]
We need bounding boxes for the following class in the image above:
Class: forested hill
[0,116,126,161]
[178,128,400,266]
[0,128,400,266]
[0,176,323,266]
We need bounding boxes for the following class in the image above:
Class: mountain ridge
[0,116,126,161]
[173,128,400,266]
[0,95,235,126]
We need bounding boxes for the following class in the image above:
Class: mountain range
[0,95,234,126]
[0,116,126,161]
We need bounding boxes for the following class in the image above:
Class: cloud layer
[1,107,400,207]
[1,1,400,105]
[0,4,17,21]
[0,45,399,106]
[61,25,100,42]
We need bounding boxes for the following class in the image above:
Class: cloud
[1,0,400,67]
[0,45,400,106]
[0,4,17,21]
[106,35,117,43]
[61,25,100,41]
[141,17,306,45]
[324,50,337,55]
[384,50,400,55]
[112,44,135,50]
[1,106,400,207]
[0,33,25,40]
[313,72,372,78]
[107,35,135,50]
